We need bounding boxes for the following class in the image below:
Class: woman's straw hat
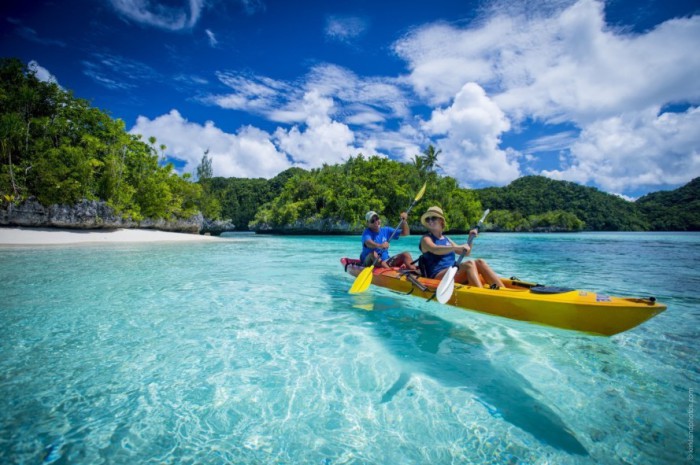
[420,206,446,228]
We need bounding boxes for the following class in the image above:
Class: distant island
[1,57,698,234]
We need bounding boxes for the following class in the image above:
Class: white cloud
[273,91,362,168]
[109,0,205,30]
[325,15,368,43]
[209,71,294,118]
[423,82,520,185]
[129,97,380,177]
[209,64,411,125]
[82,53,159,89]
[130,110,291,178]
[392,0,700,192]
[28,60,58,84]
[205,29,218,47]
[543,106,700,192]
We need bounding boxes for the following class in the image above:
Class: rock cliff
[0,198,235,235]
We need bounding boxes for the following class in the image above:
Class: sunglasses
[425,216,442,223]
[369,216,380,224]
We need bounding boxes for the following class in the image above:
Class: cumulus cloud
[130,95,379,177]
[392,0,700,191]
[394,0,700,121]
[273,91,366,168]
[423,82,520,185]
[109,0,205,30]
[130,110,291,178]
[543,106,700,192]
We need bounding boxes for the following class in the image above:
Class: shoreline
[0,227,221,245]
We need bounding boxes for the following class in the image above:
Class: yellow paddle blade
[415,182,427,202]
[349,265,374,294]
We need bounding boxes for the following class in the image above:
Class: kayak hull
[341,258,666,336]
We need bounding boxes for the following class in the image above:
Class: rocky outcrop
[0,198,213,234]
[201,219,236,236]
[252,217,360,235]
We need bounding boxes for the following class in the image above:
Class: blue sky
[2,0,699,198]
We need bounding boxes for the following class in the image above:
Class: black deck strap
[509,276,542,288]
[530,286,575,294]
[404,272,429,293]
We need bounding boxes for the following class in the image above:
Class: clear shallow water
[0,232,698,464]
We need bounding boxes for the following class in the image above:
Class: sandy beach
[0,227,220,245]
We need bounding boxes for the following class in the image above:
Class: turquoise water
[1,232,698,464]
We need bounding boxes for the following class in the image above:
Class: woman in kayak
[419,206,504,288]
[361,210,417,270]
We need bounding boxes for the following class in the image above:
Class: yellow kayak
[341,258,666,336]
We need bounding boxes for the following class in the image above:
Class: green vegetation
[249,154,483,233]
[636,177,700,230]
[476,176,649,231]
[0,57,203,221]
[2,57,697,233]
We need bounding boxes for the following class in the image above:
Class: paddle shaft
[453,209,490,267]
[367,203,416,267]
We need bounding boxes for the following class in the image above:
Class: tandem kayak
[341,258,666,336]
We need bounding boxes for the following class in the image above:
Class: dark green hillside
[636,177,700,230]
[203,168,305,231]
[476,176,649,231]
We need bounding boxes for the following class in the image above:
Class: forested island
[1,57,698,234]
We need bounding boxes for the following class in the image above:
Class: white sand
[0,227,220,245]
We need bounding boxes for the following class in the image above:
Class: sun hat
[365,211,379,222]
[420,206,446,228]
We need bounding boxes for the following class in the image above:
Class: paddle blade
[436,266,458,303]
[414,182,427,202]
[349,265,374,294]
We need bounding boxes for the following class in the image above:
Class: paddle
[435,209,490,304]
[349,182,427,294]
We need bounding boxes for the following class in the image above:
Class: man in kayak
[418,206,504,288]
[361,210,417,270]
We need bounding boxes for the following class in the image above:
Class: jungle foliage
[476,176,650,231]
[636,177,700,231]
[0,58,202,221]
[250,153,484,233]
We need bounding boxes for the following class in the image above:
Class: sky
[2,0,699,199]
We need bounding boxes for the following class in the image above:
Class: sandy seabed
[0,227,220,245]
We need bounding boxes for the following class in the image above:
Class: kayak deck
[341,258,666,336]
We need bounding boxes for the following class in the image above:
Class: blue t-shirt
[360,226,399,262]
[420,233,455,278]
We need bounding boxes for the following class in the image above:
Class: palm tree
[422,144,442,173]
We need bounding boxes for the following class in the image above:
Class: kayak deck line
[341,258,666,336]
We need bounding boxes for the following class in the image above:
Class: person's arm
[421,235,468,255]
[365,238,390,250]
[399,212,410,236]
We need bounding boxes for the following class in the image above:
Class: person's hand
[458,244,471,255]
[380,242,390,250]
[469,228,478,238]
[400,211,408,221]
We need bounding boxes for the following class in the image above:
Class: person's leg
[386,251,417,270]
[458,261,483,287]
[474,259,504,287]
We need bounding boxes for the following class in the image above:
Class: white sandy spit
[0,227,220,245]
